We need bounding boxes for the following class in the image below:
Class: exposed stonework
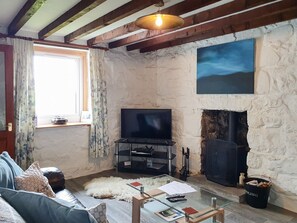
[34,49,158,179]
[34,126,106,179]
[147,19,297,212]
[34,18,297,213]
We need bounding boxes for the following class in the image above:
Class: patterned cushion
[15,161,56,198]
[88,203,108,223]
[0,196,26,223]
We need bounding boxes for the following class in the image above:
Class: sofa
[0,151,108,223]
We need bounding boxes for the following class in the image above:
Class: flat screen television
[121,109,172,140]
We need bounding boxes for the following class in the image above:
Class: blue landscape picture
[197,39,255,94]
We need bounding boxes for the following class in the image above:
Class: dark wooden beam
[127,0,297,51]
[1,32,109,51]
[8,0,47,35]
[1,32,93,50]
[64,0,161,43]
[88,0,220,46]
[109,0,277,48]
[38,0,106,39]
[87,22,140,46]
[140,8,297,53]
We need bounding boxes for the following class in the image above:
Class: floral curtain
[9,38,35,169]
[89,49,109,158]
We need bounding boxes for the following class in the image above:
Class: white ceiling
[0,0,291,52]
[0,0,184,44]
[0,0,234,45]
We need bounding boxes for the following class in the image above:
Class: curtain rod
[0,33,109,51]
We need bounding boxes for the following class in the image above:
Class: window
[34,45,88,125]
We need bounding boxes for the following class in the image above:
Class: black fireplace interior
[201,110,249,187]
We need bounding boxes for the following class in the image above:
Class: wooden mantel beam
[127,0,297,51]
[140,8,297,53]
[8,0,47,35]
[88,0,220,46]
[38,0,106,39]
[64,0,161,43]
[109,0,277,49]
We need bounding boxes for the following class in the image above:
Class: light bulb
[155,14,163,27]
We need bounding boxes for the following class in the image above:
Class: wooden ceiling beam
[8,0,47,35]
[140,8,297,53]
[38,0,106,39]
[64,0,161,43]
[127,0,297,51]
[88,0,220,46]
[87,22,140,46]
[109,0,277,49]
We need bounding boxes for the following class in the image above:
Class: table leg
[216,208,224,223]
[131,189,166,223]
[132,196,142,223]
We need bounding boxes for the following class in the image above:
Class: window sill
[36,122,91,129]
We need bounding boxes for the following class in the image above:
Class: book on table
[155,208,183,222]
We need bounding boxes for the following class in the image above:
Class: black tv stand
[118,138,174,146]
[115,139,176,175]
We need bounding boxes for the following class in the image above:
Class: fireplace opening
[201,110,250,187]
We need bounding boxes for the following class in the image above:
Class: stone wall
[34,126,106,179]
[147,19,297,212]
[34,18,297,212]
[104,49,157,144]
[34,49,157,179]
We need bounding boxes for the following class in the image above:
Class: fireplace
[201,110,250,187]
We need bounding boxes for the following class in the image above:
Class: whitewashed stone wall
[145,19,297,212]
[34,126,107,179]
[104,49,157,145]
[34,49,157,179]
[34,18,297,212]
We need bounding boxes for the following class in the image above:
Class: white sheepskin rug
[84,176,171,202]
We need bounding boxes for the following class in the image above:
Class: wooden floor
[66,169,297,223]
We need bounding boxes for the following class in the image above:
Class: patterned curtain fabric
[9,38,35,169]
[89,49,109,158]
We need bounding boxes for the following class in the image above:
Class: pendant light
[135,1,184,30]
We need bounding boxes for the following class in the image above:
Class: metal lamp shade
[135,14,184,30]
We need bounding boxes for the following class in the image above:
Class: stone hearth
[188,174,245,203]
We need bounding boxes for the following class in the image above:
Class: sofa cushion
[55,188,84,207]
[0,159,15,189]
[0,151,24,189]
[51,197,108,223]
[0,152,24,177]
[0,188,98,223]
[88,203,108,223]
[15,161,56,198]
[0,196,26,223]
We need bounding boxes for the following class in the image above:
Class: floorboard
[65,169,297,223]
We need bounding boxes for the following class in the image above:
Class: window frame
[34,45,89,125]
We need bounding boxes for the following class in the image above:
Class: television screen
[121,109,172,140]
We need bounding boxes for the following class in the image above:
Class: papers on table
[158,181,196,195]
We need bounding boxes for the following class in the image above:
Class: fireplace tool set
[179,147,190,181]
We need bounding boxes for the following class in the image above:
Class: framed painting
[196,39,255,94]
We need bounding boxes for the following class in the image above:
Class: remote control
[166,194,185,199]
[167,197,187,202]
